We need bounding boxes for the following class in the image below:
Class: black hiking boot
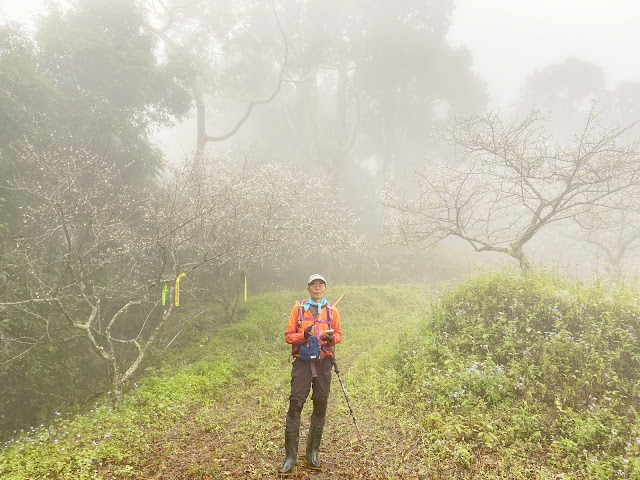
[278,430,299,475]
[305,425,324,470]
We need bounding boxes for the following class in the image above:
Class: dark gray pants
[285,357,333,432]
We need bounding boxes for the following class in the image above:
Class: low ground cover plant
[386,270,640,478]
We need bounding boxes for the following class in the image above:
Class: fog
[3,0,640,449]
[448,0,640,106]
[5,0,640,106]
[2,0,640,279]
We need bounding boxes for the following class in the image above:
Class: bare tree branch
[380,104,640,272]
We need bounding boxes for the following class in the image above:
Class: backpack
[292,300,333,360]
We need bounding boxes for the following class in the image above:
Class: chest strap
[292,301,334,373]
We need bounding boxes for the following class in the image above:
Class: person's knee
[287,399,305,418]
[312,398,327,418]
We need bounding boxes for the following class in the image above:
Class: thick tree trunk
[107,356,123,403]
[511,245,531,274]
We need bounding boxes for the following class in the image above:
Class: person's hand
[320,330,333,342]
[304,325,315,339]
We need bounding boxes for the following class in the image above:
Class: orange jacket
[285,301,342,358]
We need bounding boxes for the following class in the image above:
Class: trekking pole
[330,356,362,440]
[329,294,362,438]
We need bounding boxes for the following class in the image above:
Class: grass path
[129,284,436,479]
[0,284,438,479]
[6,277,635,479]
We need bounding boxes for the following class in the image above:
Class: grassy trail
[135,284,435,479]
[6,277,639,479]
[0,284,436,479]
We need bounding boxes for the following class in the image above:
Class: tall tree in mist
[519,58,605,120]
[145,1,487,198]
[379,105,640,272]
[0,0,191,181]
[517,58,640,272]
[215,0,489,241]
[144,0,288,154]
[280,0,487,182]
[518,57,640,142]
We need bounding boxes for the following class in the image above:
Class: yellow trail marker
[175,273,186,306]
[244,273,247,303]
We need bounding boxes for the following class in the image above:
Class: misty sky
[2,0,640,106]
[447,0,640,105]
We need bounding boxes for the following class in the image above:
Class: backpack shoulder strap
[290,301,307,359]
[296,300,306,331]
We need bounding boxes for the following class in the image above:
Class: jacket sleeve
[285,303,305,345]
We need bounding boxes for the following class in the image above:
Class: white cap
[307,274,327,286]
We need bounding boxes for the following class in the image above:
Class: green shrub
[386,270,640,477]
[431,271,640,412]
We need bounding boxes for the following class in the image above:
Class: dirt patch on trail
[125,392,443,480]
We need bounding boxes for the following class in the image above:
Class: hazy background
[2,0,640,441]
[3,0,640,277]
[448,0,640,105]
[4,0,640,107]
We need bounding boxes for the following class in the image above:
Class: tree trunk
[107,356,124,403]
[511,245,531,274]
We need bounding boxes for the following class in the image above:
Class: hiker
[278,274,342,475]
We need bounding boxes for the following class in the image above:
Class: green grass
[2,275,639,479]
[0,284,431,479]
